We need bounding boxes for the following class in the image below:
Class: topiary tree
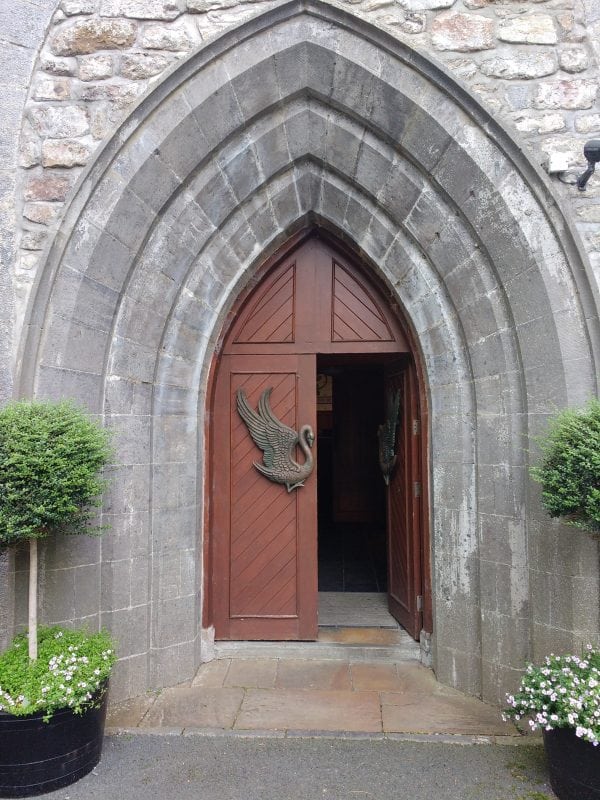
[530,398,600,534]
[0,400,112,659]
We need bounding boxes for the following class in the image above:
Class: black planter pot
[0,684,109,798]
[543,727,600,800]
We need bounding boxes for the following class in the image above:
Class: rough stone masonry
[11,0,600,356]
[0,0,599,706]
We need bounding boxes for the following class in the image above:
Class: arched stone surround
[16,0,600,704]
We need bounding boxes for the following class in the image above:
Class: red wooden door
[213,354,317,640]
[385,359,422,638]
[210,233,418,641]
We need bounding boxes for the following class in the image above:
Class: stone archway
[16,0,599,704]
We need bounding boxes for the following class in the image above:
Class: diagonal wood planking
[230,372,298,618]
[332,263,393,342]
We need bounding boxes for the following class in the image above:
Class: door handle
[377,388,400,485]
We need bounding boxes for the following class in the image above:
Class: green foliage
[0,626,117,721]
[0,400,112,547]
[504,647,600,746]
[530,398,600,534]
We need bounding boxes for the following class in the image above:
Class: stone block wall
[10,0,600,357]
[0,0,599,703]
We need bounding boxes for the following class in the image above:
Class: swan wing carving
[377,388,400,485]
[236,388,315,492]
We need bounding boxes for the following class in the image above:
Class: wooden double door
[210,235,426,641]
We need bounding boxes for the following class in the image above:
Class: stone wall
[1,0,599,703]
[10,0,600,358]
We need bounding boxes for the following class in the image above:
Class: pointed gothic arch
[16,0,600,704]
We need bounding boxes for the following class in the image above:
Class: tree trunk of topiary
[28,538,38,660]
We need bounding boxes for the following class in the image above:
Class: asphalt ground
[43,733,556,800]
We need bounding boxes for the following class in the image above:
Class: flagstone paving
[107,659,514,738]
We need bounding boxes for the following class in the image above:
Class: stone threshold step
[213,639,420,663]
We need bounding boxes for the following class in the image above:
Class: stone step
[213,627,421,663]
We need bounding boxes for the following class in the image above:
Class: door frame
[203,227,432,637]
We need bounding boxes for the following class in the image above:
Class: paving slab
[141,686,244,729]
[235,688,382,732]
[191,658,231,687]
[381,690,508,736]
[350,662,404,691]
[394,662,461,695]
[225,658,278,688]
[275,659,352,690]
[108,658,518,738]
[106,693,157,728]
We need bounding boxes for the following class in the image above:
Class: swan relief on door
[236,387,315,492]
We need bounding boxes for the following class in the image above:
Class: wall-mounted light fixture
[555,139,600,191]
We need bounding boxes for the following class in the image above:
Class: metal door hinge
[416,595,423,612]
[412,419,420,435]
[413,481,421,497]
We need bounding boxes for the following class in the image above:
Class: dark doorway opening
[316,359,387,594]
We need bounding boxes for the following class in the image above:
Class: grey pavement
[43,733,556,800]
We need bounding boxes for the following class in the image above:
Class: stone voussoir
[61,0,97,14]
[575,113,600,134]
[99,0,185,20]
[78,53,114,80]
[40,56,77,76]
[402,0,454,9]
[41,138,92,167]
[20,230,48,251]
[32,77,72,101]
[140,22,193,49]
[29,105,90,138]
[78,81,141,104]
[558,47,590,74]
[498,14,558,45]
[431,11,495,52]
[186,0,240,11]
[513,112,566,134]
[120,52,170,79]
[50,18,137,56]
[534,78,598,110]
[479,51,558,80]
[22,202,61,225]
[24,173,73,202]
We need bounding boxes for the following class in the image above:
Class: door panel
[213,354,317,640]
[385,360,422,639]
[331,262,394,343]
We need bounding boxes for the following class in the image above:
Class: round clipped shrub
[530,398,600,534]
[0,400,112,548]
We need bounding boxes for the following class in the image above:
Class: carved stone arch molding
[16,0,600,703]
